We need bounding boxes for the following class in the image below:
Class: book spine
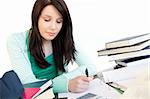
[109,49,150,61]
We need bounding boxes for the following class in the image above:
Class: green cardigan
[7,31,97,93]
[26,33,57,80]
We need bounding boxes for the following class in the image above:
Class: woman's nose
[50,21,57,30]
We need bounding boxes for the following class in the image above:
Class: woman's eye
[44,19,50,22]
[57,19,63,23]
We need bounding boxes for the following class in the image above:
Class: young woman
[7,0,96,93]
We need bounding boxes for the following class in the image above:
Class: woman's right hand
[68,76,93,93]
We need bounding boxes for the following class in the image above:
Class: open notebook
[59,78,121,99]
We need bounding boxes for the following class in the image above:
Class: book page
[32,80,53,99]
[34,88,54,99]
[102,61,148,83]
[59,78,121,99]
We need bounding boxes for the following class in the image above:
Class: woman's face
[38,5,63,41]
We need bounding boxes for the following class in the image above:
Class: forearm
[52,74,69,93]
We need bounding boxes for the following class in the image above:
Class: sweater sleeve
[52,74,68,93]
[52,49,97,93]
[6,33,41,84]
[64,49,97,79]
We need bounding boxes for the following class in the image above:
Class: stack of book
[96,33,150,92]
[97,33,150,67]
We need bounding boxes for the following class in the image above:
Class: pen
[85,68,89,77]
[106,82,125,94]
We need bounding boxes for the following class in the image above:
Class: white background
[0,0,150,72]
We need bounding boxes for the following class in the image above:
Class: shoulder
[7,31,28,41]
[7,30,29,49]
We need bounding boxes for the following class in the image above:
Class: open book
[59,78,121,99]
[102,58,149,83]
[23,80,54,99]
[33,80,54,99]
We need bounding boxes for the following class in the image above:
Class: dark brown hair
[29,0,76,72]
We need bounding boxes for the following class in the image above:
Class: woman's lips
[47,32,55,36]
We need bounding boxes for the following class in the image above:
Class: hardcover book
[114,55,150,69]
[108,46,150,61]
[32,80,54,99]
[105,33,150,49]
[98,40,150,56]
[23,88,40,99]
[23,80,54,99]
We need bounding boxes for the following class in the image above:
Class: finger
[79,83,90,92]
[77,80,89,89]
[76,87,88,92]
[88,76,93,81]
[81,76,93,82]
[80,83,89,89]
